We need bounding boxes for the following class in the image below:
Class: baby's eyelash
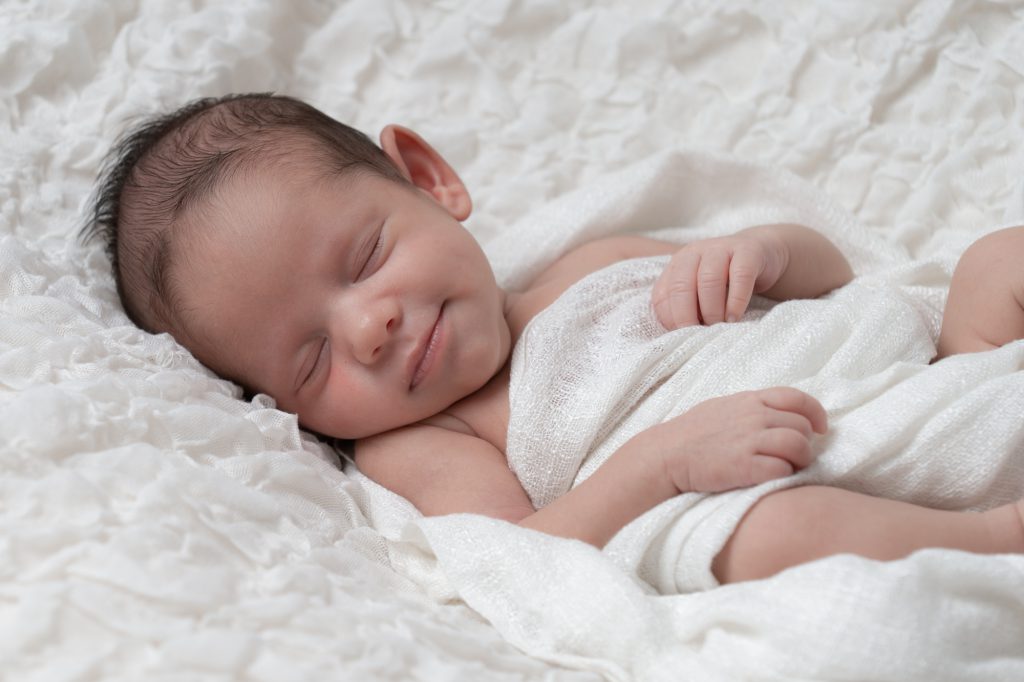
[356,229,384,280]
[302,338,328,386]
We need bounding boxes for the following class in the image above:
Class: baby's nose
[351,299,401,365]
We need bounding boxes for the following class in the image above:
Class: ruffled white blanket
[6,1,1024,679]
[356,152,1024,680]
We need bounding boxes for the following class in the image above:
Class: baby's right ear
[378,125,472,221]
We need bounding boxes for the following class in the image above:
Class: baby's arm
[356,387,826,548]
[516,225,851,334]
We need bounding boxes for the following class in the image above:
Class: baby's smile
[409,302,446,390]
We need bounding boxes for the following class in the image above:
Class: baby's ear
[379,125,472,221]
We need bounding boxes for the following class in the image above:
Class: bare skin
[714,486,1024,583]
[937,226,1024,359]
[174,120,1024,584]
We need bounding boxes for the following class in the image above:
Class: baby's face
[176,162,512,439]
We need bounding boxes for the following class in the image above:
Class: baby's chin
[305,341,512,441]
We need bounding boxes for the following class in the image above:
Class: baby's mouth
[408,303,445,390]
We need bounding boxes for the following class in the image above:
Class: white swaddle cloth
[506,254,1024,593]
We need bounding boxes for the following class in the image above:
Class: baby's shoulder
[528,235,670,291]
[354,410,498,483]
[354,421,465,476]
[353,419,530,519]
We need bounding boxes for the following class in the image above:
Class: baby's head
[87,93,512,439]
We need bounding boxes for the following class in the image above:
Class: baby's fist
[639,387,827,494]
[651,233,785,330]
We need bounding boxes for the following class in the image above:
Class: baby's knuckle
[784,432,811,463]
[781,429,804,451]
[730,262,757,279]
[705,464,735,491]
[697,270,725,287]
[734,456,756,487]
[666,280,695,296]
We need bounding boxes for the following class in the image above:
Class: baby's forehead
[164,125,399,260]
[208,153,350,225]
[171,143,331,231]
[179,146,365,252]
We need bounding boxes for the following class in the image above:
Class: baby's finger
[653,252,701,328]
[756,428,814,469]
[724,248,760,322]
[696,248,730,325]
[748,455,796,486]
[756,387,828,434]
[764,408,813,438]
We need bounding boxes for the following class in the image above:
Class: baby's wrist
[761,229,790,289]
[622,428,687,500]
[736,225,787,291]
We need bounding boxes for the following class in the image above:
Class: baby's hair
[82,92,406,338]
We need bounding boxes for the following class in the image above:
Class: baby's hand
[651,233,786,329]
[634,387,826,494]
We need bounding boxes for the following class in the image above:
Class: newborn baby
[85,93,1024,585]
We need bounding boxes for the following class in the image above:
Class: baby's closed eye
[355,226,385,280]
[298,337,329,389]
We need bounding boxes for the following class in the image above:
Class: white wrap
[509,257,1024,593]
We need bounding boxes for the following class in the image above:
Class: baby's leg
[712,486,1024,583]
[936,226,1024,360]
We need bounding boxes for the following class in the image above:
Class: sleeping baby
[84,93,1024,585]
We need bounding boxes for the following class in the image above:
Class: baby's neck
[423,362,512,452]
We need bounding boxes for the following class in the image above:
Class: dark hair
[81,92,406,337]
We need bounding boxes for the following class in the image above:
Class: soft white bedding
[3,1,1024,680]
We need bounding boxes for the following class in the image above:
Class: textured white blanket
[5,1,1024,680]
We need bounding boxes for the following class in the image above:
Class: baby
[85,93,1024,584]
